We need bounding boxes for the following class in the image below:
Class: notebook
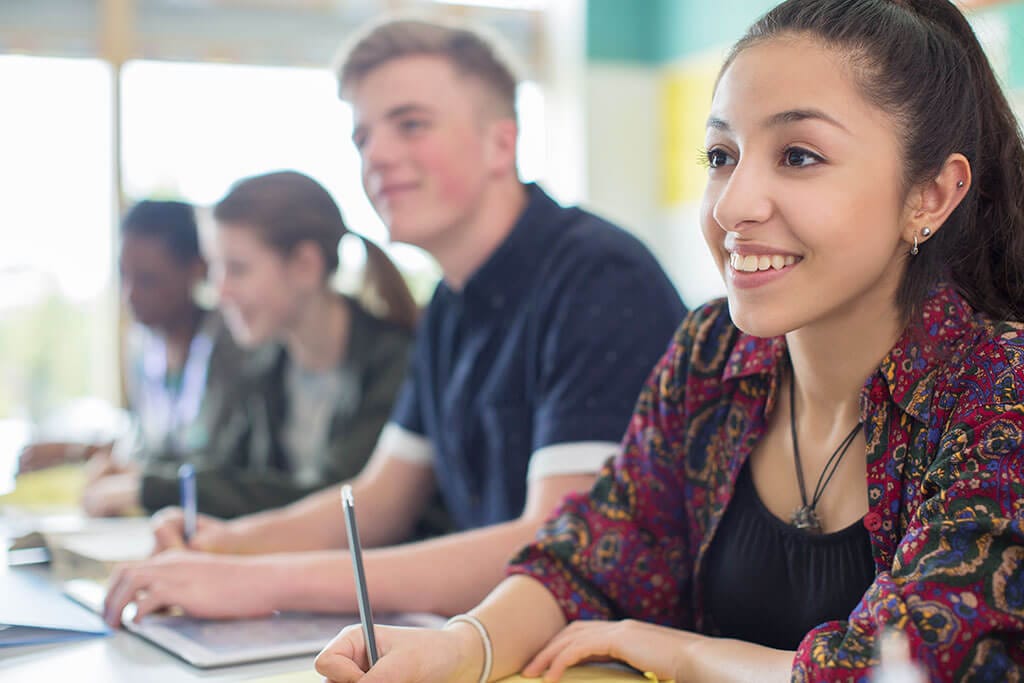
[5,514,153,579]
[0,570,110,647]
[64,578,445,668]
[49,523,153,579]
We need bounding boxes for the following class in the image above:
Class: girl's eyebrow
[707,108,849,134]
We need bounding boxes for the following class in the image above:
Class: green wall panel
[586,0,663,63]
[991,2,1024,90]
[587,0,777,64]
[588,0,1024,82]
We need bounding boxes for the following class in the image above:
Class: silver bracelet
[445,614,493,683]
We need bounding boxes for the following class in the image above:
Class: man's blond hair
[335,18,519,120]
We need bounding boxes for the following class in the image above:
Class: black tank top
[702,461,876,650]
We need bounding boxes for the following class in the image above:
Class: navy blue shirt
[389,184,685,530]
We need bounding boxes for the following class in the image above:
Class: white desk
[0,561,320,683]
[0,617,316,682]
[0,427,318,681]
[0,515,320,683]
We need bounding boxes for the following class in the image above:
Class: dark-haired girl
[316,1,1024,681]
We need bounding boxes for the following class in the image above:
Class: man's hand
[102,551,280,626]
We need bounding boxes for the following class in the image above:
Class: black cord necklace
[788,367,863,534]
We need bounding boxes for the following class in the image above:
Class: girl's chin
[725,300,793,339]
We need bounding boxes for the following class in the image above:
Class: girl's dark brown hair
[213,170,419,331]
[727,0,1024,322]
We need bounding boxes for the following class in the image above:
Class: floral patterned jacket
[509,283,1024,682]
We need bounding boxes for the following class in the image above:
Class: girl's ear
[901,152,970,247]
[286,240,328,287]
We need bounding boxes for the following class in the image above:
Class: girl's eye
[704,148,735,169]
[783,147,822,168]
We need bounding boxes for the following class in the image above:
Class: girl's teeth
[730,252,800,272]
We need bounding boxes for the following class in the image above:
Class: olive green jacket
[139,298,412,518]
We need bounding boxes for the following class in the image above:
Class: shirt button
[863,512,883,532]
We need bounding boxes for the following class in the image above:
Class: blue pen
[178,463,197,544]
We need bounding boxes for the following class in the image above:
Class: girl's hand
[81,472,141,517]
[82,447,122,484]
[150,506,235,553]
[315,622,483,683]
[522,619,705,682]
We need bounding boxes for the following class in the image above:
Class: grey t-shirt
[281,364,360,487]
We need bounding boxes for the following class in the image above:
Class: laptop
[64,578,444,668]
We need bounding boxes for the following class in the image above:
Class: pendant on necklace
[791,506,823,534]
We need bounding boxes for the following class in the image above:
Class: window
[0,56,116,420]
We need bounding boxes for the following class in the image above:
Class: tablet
[64,578,445,668]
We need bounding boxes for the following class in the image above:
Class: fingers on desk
[104,561,156,626]
[524,620,619,681]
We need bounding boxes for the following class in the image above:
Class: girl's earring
[911,233,919,256]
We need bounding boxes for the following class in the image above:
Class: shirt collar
[722,326,787,415]
[870,282,976,423]
[721,282,977,424]
[442,183,564,311]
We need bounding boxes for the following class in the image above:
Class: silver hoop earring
[921,227,931,237]
[911,233,919,256]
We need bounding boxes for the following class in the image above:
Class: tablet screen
[64,578,444,668]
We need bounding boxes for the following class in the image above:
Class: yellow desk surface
[250,664,651,682]
[502,667,650,682]
[0,464,86,508]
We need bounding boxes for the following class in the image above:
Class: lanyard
[135,324,215,454]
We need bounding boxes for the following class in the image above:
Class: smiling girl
[313,1,1024,681]
[135,170,418,518]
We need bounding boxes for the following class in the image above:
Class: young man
[103,18,685,625]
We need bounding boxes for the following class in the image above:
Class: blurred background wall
[0,0,1021,427]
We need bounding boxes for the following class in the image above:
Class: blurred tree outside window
[0,55,118,425]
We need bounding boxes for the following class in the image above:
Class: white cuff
[377,423,435,465]
[526,441,619,481]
